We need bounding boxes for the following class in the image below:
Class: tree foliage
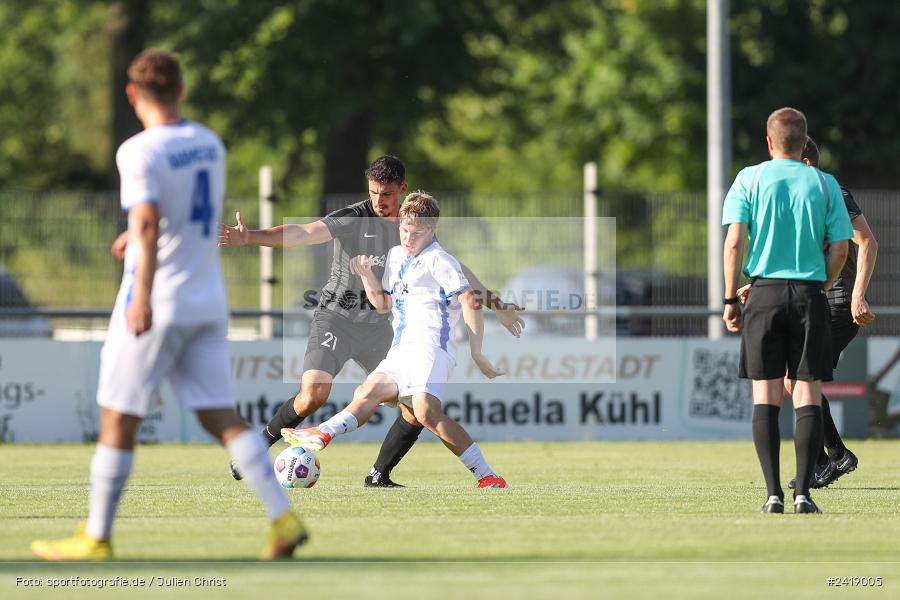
[0,0,109,188]
[404,0,708,196]
[3,0,900,197]
[731,0,900,186]
[151,0,490,205]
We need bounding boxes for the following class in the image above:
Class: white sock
[458,442,493,480]
[227,430,291,520]
[86,444,134,540]
[318,410,358,438]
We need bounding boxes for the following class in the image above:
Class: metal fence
[2,187,898,336]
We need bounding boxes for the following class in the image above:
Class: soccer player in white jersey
[282,192,508,488]
[31,49,306,561]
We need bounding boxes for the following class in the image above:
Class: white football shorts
[97,320,234,417]
[372,344,455,403]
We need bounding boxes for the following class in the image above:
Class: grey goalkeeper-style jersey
[825,187,863,308]
[318,200,400,324]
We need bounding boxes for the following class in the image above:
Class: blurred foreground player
[31,49,305,561]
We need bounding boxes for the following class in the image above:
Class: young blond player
[282,192,508,488]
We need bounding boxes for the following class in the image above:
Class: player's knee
[197,409,246,441]
[294,387,329,413]
[351,385,370,404]
[353,380,393,405]
[412,404,439,430]
[348,391,380,416]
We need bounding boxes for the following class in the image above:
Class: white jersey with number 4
[381,240,470,360]
[114,120,228,325]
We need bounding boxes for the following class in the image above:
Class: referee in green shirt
[721,107,853,515]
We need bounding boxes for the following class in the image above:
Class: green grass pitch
[1,440,898,599]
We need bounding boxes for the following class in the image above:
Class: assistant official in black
[789,137,877,489]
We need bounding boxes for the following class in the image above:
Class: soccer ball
[273,446,320,488]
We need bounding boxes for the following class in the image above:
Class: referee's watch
[722,296,740,305]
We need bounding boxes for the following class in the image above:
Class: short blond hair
[400,191,440,229]
[766,107,807,154]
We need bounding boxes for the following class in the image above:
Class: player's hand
[351,255,373,277]
[126,297,152,336]
[472,352,504,379]
[723,304,741,332]
[111,230,129,260]
[493,301,525,338]
[218,211,250,247]
[852,294,875,327]
[737,283,751,304]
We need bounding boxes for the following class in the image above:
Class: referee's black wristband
[722,296,740,305]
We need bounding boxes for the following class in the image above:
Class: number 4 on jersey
[190,170,212,236]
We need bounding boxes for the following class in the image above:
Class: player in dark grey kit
[219,156,524,486]
[792,137,876,488]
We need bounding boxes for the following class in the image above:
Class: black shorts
[829,303,859,368]
[303,310,393,376]
[739,279,833,381]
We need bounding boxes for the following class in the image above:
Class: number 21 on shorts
[320,331,337,350]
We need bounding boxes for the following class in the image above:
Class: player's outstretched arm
[218,211,333,248]
[460,289,504,379]
[352,255,392,314]
[459,263,524,338]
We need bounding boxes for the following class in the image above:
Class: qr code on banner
[689,349,752,422]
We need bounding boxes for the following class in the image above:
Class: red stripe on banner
[822,382,867,398]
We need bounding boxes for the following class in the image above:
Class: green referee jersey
[722,158,853,281]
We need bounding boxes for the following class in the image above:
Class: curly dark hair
[801,136,820,166]
[364,155,405,184]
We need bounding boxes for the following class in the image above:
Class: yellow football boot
[260,510,308,560]
[31,524,112,561]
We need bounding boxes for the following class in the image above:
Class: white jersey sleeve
[430,251,470,298]
[116,140,161,210]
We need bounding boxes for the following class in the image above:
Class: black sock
[261,397,305,447]
[371,412,424,477]
[821,395,847,460]
[794,405,824,497]
[752,404,782,501]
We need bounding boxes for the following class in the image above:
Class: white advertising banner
[0,337,770,443]
[6,335,890,444]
